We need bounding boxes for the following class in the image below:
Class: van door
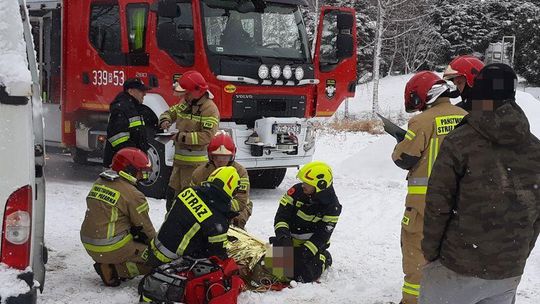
[31,11,62,145]
[313,7,357,117]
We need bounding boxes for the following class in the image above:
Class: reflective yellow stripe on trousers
[402,281,421,296]
[407,177,429,195]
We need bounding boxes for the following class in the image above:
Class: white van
[0,0,47,302]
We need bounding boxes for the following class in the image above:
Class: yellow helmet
[207,166,240,198]
[296,161,333,192]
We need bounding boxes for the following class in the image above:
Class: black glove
[130,226,149,245]
[269,235,293,247]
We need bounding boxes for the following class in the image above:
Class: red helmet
[208,132,236,160]
[443,55,484,87]
[111,147,152,180]
[404,71,447,113]
[174,70,210,99]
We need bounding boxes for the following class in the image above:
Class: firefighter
[391,71,468,304]
[81,147,156,287]
[191,132,252,229]
[159,70,220,211]
[442,55,484,110]
[146,166,240,267]
[272,161,341,283]
[103,78,155,167]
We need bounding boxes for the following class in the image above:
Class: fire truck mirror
[158,0,180,18]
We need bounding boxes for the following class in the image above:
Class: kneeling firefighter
[271,161,341,283]
[81,147,156,287]
[147,166,240,266]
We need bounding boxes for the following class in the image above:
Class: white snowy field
[36,76,540,304]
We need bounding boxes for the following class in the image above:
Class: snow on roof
[0,0,32,96]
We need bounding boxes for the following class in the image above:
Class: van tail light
[1,186,32,269]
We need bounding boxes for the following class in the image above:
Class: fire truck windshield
[201,1,310,62]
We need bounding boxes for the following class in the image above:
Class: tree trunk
[371,0,384,115]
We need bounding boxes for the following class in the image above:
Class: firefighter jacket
[191,161,252,228]
[159,96,220,167]
[103,92,157,167]
[392,97,467,214]
[80,172,156,253]
[149,183,236,264]
[273,183,341,257]
[423,101,540,280]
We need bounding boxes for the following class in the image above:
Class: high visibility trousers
[400,207,426,304]
[86,240,152,279]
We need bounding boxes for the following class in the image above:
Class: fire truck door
[313,7,357,117]
[31,13,62,145]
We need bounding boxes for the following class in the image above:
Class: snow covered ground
[37,76,540,304]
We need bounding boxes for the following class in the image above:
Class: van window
[156,1,194,66]
[127,4,149,53]
[89,3,121,56]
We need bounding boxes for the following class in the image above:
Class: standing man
[146,166,240,266]
[392,71,467,304]
[103,78,154,167]
[81,147,156,287]
[442,55,484,109]
[159,70,220,211]
[191,132,252,229]
[420,64,540,304]
[272,161,341,283]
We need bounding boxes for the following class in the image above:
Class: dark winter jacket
[274,183,341,256]
[103,92,157,167]
[422,101,540,279]
[148,183,236,266]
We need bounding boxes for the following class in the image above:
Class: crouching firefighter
[271,161,341,283]
[147,166,240,266]
[392,71,467,304]
[81,147,157,287]
[191,132,252,229]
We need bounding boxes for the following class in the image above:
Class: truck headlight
[295,66,304,81]
[271,65,281,79]
[258,64,269,79]
[282,65,292,79]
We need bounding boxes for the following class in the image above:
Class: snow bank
[0,0,32,96]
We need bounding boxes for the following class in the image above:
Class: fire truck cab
[27,0,357,198]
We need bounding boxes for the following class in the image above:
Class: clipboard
[377,113,406,143]
[154,130,178,144]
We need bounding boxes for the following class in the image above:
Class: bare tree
[370,0,431,114]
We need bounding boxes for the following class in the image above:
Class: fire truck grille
[232,94,306,121]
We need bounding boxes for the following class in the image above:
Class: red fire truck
[27,0,357,198]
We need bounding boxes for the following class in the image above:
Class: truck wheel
[248,168,287,189]
[71,148,88,165]
[138,131,171,199]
